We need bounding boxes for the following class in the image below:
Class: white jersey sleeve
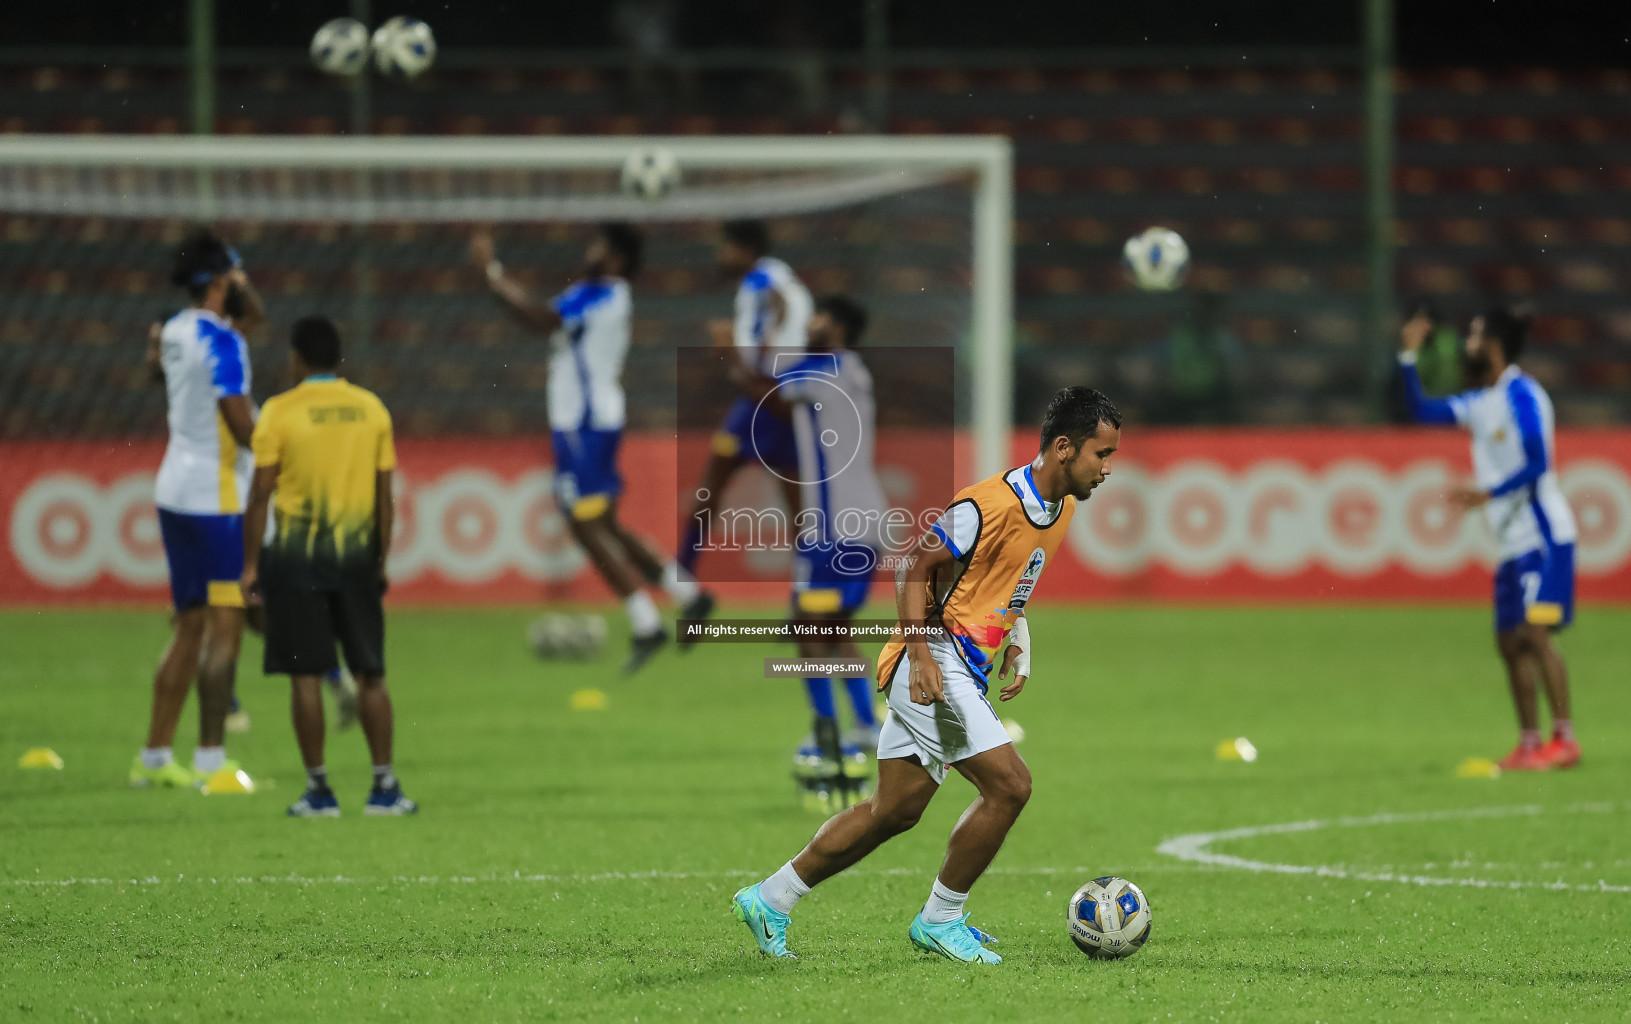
[930,500,980,561]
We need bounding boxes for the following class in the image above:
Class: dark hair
[170,228,237,299]
[598,221,643,278]
[1039,386,1121,453]
[721,219,770,256]
[292,316,342,371]
[1481,305,1531,364]
[815,294,868,346]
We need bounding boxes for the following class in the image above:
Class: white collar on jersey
[1005,464,1064,527]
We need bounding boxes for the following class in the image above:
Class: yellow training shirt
[252,375,395,583]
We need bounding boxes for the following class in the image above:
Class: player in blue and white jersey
[473,223,703,674]
[131,230,263,789]
[734,297,889,808]
[1399,306,1581,771]
[674,221,813,607]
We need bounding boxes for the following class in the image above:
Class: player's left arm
[996,612,1031,702]
[218,395,255,448]
[144,321,164,384]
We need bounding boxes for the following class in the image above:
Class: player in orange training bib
[733,386,1122,963]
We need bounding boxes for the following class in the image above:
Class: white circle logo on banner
[1394,460,1474,575]
[1153,461,1241,576]
[11,474,105,587]
[1561,460,1631,574]
[1068,462,1152,576]
[1237,461,1317,575]
[1318,461,1395,574]
[103,474,168,586]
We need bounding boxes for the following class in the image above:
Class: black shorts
[262,572,385,678]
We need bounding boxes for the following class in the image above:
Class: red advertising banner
[3,430,1628,606]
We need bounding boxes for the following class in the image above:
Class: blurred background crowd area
[2,0,1629,437]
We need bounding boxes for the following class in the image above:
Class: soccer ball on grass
[309,18,371,77]
[1067,876,1152,959]
[527,614,608,661]
[1122,226,1190,292]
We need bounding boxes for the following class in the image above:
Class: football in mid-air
[620,147,681,201]
[1122,226,1190,292]
[309,18,371,77]
[1067,876,1152,959]
[371,16,437,79]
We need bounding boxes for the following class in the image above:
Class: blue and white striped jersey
[734,257,811,373]
[548,278,631,432]
[1401,356,1578,561]
[154,308,255,515]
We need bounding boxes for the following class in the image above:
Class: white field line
[1155,801,1631,894]
[1,864,1177,890]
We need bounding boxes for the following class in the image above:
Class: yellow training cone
[1456,756,1501,779]
[201,768,256,794]
[1215,737,1259,762]
[18,747,63,770]
[570,688,608,711]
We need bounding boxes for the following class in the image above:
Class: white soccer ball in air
[310,18,371,77]
[1067,876,1152,960]
[621,147,681,201]
[1122,226,1190,292]
[371,16,437,79]
[528,614,608,661]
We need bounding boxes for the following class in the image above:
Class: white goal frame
[0,134,1014,481]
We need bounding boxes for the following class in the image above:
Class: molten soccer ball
[620,147,681,201]
[371,16,437,79]
[1122,226,1190,292]
[1067,876,1152,959]
[309,18,370,77]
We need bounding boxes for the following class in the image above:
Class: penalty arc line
[1155,801,1631,894]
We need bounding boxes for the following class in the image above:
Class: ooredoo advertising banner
[3,430,1628,605]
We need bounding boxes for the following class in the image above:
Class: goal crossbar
[0,134,1013,480]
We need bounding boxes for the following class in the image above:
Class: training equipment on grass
[309,18,371,77]
[1456,756,1501,779]
[1067,876,1152,959]
[620,147,681,201]
[18,747,63,770]
[529,614,608,660]
[371,16,437,79]
[1216,736,1258,762]
[1122,226,1190,292]
[200,768,256,795]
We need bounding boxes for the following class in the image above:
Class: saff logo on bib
[1009,546,1046,607]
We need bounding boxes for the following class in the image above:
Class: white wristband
[1397,350,1418,366]
[1007,616,1031,678]
[485,259,504,283]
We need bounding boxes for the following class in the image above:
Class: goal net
[0,135,1012,480]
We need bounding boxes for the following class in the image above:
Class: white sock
[192,746,226,774]
[625,591,662,637]
[922,878,969,924]
[759,861,811,915]
[140,747,173,770]
[662,563,700,604]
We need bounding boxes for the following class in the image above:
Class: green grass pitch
[3,604,1629,1023]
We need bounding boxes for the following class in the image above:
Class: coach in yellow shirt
[242,316,417,818]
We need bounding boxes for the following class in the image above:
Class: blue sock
[804,677,837,719]
[843,677,876,727]
[677,520,703,575]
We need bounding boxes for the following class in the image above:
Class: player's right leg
[735,756,939,958]
[133,509,213,788]
[262,570,342,816]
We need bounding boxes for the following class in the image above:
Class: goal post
[0,133,1013,479]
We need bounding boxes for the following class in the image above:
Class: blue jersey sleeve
[200,320,248,398]
[1488,378,1549,498]
[1397,357,1459,426]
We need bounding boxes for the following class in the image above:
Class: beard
[223,283,248,320]
[1462,350,1492,384]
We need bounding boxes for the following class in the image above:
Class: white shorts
[877,637,1011,785]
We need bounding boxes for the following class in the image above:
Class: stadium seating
[1,61,1626,435]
